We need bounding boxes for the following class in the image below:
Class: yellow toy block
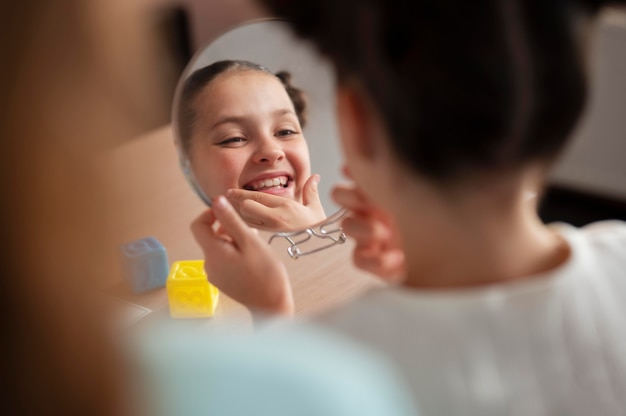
[166,260,219,319]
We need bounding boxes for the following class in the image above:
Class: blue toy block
[119,237,169,293]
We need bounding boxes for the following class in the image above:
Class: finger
[211,195,258,248]
[353,247,405,280]
[190,209,218,249]
[191,209,238,259]
[215,224,235,243]
[331,184,369,212]
[238,198,284,229]
[226,189,284,210]
[342,215,392,244]
[302,174,323,209]
[341,164,353,179]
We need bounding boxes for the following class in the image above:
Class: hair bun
[275,71,292,84]
[275,70,308,127]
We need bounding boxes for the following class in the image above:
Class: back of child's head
[178,59,307,155]
[260,0,626,182]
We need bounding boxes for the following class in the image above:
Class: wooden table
[100,125,381,327]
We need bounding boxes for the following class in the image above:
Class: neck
[394,176,569,290]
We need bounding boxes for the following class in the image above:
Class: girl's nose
[254,141,285,165]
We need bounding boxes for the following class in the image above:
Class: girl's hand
[226,174,326,231]
[332,183,406,282]
[191,196,294,315]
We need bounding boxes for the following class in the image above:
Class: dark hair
[177,59,307,155]
[259,0,626,181]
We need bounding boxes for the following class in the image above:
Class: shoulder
[552,219,626,252]
[571,220,626,257]
[580,220,626,240]
[553,220,626,286]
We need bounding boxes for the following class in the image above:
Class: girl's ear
[336,85,378,162]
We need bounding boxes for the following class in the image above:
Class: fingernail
[216,195,231,209]
[314,174,321,185]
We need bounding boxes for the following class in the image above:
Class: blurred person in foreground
[191,0,626,414]
[0,0,417,415]
[0,0,139,413]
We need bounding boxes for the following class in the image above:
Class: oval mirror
[172,18,347,258]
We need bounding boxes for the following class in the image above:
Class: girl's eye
[217,137,246,146]
[276,129,297,138]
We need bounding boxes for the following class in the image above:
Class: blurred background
[539,10,626,225]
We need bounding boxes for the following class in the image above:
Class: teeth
[248,175,289,191]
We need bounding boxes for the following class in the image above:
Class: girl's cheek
[289,143,311,168]
[218,153,247,182]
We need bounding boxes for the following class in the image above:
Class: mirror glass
[172,19,343,234]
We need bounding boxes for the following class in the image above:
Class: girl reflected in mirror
[178,60,326,231]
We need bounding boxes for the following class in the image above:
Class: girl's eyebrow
[211,109,296,130]
[273,108,296,117]
[210,115,246,130]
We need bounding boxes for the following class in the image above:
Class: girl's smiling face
[188,70,311,203]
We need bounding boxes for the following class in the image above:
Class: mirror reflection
[177,60,326,231]
[172,20,343,233]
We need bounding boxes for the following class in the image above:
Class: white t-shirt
[317,221,626,416]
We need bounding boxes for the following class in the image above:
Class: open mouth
[243,175,292,192]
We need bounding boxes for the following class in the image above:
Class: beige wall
[550,11,626,200]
